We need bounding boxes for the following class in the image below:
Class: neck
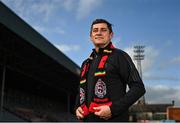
[95,42,110,52]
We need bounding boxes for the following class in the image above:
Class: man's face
[90,23,113,47]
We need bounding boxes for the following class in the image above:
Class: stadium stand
[0,1,80,121]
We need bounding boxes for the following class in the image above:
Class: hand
[94,105,112,120]
[75,107,84,120]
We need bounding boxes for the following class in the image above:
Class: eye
[92,29,98,32]
[101,28,107,32]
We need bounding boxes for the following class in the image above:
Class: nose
[96,30,103,35]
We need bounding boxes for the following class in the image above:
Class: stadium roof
[0,1,80,93]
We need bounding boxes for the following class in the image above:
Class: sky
[1,0,180,106]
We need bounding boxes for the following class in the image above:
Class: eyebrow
[93,27,108,30]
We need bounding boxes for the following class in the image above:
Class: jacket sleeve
[73,60,86,114]
[110,50,146,117]
[73,86,80,114]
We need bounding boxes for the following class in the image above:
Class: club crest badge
[80,88,85,104]
[95,79,106,98]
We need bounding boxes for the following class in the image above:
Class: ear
[110,32,114,39]
[90,34,93,41]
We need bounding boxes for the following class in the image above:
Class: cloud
[76,0,102,20]
[56,29,65,35]
[2,0,28,19]
[160,56,180,69]
[62,0,76,11]
[170,56,180,65]
[144,75,179,81]
[124,46,180,82]
[2,0,72,22]
[33,25,46,33]
[55,44,80,53]
[2,0,103,23]
[33,25,65,36]
[2,0,52,21]
[31,1,58,21]
[145,85,180,106]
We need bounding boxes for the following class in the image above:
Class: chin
[95,42,104,46]
[94,41,104,45]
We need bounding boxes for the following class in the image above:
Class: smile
[95,37,104,39]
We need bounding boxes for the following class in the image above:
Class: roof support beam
[0,55,6,115]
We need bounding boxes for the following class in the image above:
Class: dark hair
[90,19,113,34]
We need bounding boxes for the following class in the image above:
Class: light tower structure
[133,45,145,105]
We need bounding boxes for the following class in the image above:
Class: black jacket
[75,47,146,122]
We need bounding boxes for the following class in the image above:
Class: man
[75,19,146,122]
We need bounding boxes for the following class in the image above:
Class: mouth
[95,37,103,39]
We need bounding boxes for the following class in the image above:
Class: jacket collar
[92,42,113,56]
